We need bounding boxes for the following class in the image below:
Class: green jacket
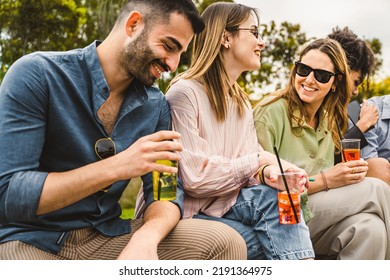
[253,96,334,176]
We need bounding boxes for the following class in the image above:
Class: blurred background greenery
[119,177,141,219]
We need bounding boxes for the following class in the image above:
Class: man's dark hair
[117,0,204,34]
[328,26,375,79]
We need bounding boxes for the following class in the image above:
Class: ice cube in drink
[278,191,300,224]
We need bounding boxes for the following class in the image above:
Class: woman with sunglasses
[161,2,315,260]
[253,38,390,259]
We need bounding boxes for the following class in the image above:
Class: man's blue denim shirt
[0,41,184,254]
[361,95,390,160]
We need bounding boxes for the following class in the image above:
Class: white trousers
[308,177,390,259]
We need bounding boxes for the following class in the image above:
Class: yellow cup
[152,159,177,201]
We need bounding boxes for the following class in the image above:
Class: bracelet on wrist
[259,165,270,185]
[320,170,329,191]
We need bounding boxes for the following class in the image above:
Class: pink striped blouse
[166,79,263,218]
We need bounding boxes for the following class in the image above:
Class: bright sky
[236,0,390,80]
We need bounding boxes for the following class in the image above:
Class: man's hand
[357,101,379,133]
[114,131,183,181]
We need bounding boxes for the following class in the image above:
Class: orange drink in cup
[341,139,360,162]
[277,172,301,224]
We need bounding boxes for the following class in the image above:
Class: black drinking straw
[157,180,161,200]
[336,119,345,162]
[273,146,299,223]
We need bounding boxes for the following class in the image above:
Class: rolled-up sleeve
[0,55,48,223]
[5,172,48,222]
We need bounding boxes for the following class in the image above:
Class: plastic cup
[277,172,301,224]
[341,139,360,162]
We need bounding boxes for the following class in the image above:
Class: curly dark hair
[116,0,205,34]
[328,26,375,79]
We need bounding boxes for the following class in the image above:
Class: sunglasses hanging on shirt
[94,137,116,159]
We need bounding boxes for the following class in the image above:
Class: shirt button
[102,87,108,93]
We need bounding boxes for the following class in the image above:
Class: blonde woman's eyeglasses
[234,27,259,39]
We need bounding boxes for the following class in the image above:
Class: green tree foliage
[80,0,127,42]
[357,37,384,101]
[368,38,383,73]
[195,0,232,14]
[365,76,390,99]
[0,0,128,81]
[0,0,87,80]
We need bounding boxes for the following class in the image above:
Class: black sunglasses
[295,62,336,84]
[233,27,260,39]
[95,137,116,160]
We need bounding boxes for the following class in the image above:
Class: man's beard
[119,31,162,87]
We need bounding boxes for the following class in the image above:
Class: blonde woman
[165,2,314,260]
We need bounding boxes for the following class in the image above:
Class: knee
[342,215,386,242]
[179,219,247,260]
[335,215,386,259]
[206,220,247,260]
[359,216,387,242]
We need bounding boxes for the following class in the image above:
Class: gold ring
[351,168,355,174]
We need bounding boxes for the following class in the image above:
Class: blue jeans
[195,184,314,260]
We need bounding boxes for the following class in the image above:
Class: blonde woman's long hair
[262,38,352,153]
[170,2,259,121]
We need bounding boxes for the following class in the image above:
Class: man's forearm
[366,158,390,185]
[117,201,181,260]
[37,159,119,215]
[141,201,181,242]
